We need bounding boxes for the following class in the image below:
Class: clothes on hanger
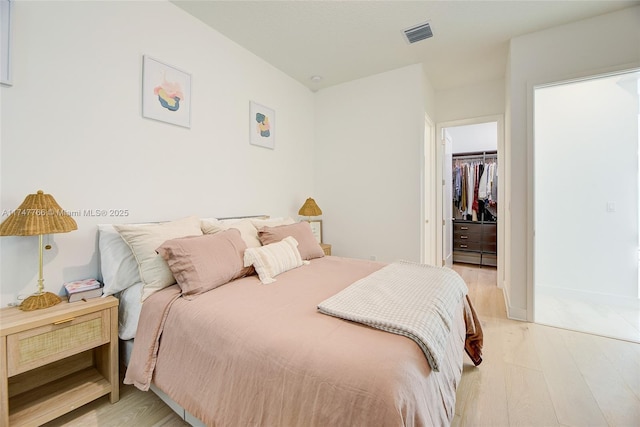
[453,154,497,221]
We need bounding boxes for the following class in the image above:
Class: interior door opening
[443,122,499,268]
[434,116,505,290]
[533,69,640,342]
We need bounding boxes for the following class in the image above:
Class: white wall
[0,1,316,306]
[535,73,639,307]
[314,64,430,263]
[507,6,640,319]
[448,122,497,154]
[436,78,505,123]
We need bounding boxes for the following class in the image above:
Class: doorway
[533,69,640,342]
[435,115,505,288]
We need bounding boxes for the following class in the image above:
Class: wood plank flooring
[44,263,640,426]
[452,263,640,427]
[41,375,189,426]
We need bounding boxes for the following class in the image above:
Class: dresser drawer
[454,230,481,243]
[454,222,482,233]
[7,310,110,376]
[454,240,482,252]
[482,231,496,244]
[481,222,497,234]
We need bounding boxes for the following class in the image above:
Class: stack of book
[64,278,103,302]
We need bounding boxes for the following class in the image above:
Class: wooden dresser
[453,220,497,267]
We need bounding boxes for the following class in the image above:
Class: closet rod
[453,150,497,157]
[453,153,497,161]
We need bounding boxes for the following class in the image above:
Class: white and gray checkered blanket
[317,260,468,372]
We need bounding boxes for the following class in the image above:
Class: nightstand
[320,243,332,256]
[0,296,119,426]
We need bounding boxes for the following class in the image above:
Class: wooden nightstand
[0,296,119,426]
[320,243,332,256]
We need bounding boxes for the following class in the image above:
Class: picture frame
[142,55,191,128]
[250,101,275,149]
[1,0,12,86]
[307,219,323,244]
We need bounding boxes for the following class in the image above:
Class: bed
[98,215,483,427]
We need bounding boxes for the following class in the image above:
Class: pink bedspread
[125,256,480,426]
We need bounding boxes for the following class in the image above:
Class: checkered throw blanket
[317,260,468,372]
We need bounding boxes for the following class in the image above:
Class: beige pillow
[114,216,203,301]
[244,236,308,284]
[201,218,261,248]
[157,229,250,298]
[250,217,295,229]
[258,222,325,260]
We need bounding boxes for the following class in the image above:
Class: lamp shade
[0,190,77,236]
[298,197,322,217]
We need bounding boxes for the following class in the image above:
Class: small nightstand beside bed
[0,297,119,426]
[99,215,483,427]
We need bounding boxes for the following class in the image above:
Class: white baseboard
[536,285,640,310]
[507,305,528,321]
[501,282,528,321]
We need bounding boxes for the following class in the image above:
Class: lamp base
[19,292,62,311]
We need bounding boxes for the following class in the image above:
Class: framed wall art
[307,219,323,243]
[250,101,275,149]
[142,55,191,128]
[1,0,12,86]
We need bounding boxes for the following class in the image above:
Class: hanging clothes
[452,153,497,221]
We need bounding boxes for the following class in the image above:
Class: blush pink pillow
[156,228,251,298]
[257,222,325,260]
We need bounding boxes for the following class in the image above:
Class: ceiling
[172,0,639,92]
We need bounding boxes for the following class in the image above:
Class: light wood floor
[452,264,640,427]
[44,264,640,427]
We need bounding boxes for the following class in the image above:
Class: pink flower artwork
[154,74,184,112]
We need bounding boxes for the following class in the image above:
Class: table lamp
[298,197,323,243]
[0,190,77,311]
[298,197,322,219]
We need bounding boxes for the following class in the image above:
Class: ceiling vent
[403,21,433,44]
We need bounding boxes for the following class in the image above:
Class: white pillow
[118,281,144,340]
[114,216,203,301]
[98,224,142,296]
[243,236,309,284]
[250,217,295,229]
[201,218,261,248]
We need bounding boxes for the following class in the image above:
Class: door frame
[435,115,505,288]
[421,113,436,265]
[442,129,453,267]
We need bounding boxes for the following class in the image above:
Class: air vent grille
[404,22,433,44]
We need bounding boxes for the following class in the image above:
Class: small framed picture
[250,101,275,149]
[142,55,191,128]
[308,220,322,243]
[1,0,12,86]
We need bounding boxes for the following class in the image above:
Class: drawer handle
[460,226,469,230]
[53,317,76,325]
[460,236,468,239]
[460,244,468,248]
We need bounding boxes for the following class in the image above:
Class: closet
[452,151,497,266]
